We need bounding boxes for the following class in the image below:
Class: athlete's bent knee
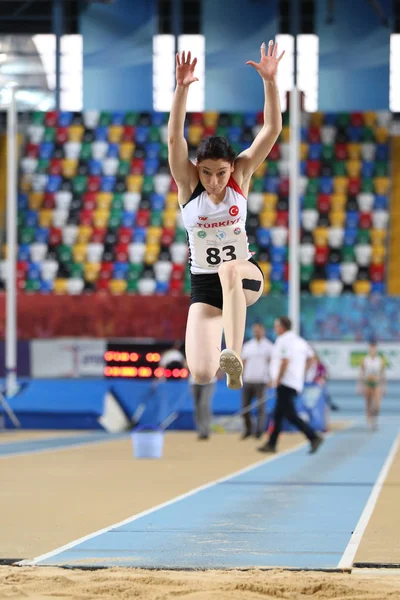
[218,261,238,287]
[190,368,215,385]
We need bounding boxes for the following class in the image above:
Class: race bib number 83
[193,224,249,270]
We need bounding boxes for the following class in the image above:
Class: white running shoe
[219,349,243,390]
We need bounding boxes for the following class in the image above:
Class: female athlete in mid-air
[168,40,284,390]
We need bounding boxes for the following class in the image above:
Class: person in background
[311,350,339,412]
[258,317,324,455]
[159,341,186,372]
[358,340,386,431]
[241,322,273,439]
[189,373,220,440]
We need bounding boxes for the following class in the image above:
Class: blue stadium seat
[40,142,55,159]
[150,193,165,211]
[101,175,116,192]
[25,210,38,227]
[121,211,135,227]
[374,195,388,210]
[348,126,362,142]
[319,177,334,194]
[361,161,375,178]
[227,126,242,142]
[376,144,389,161]
[308,143,322,160]
[271,247,286,263]
[324,113,337,125]
[35,227,49,243]
[144,158,160,176]
[343,228,358,246]
[326,263,341,280]
[111,111,124,125]
[151,112,165,127]
[40,280,54,293]
[300,161,307,176]
[134,227,147,243]
[18,193,28,210]
[107,143,119,158]
[113,262,129,279]
[156,281,169,294]
[46,175,62,193]
[89,159,103,175]
[346,211,359,228]
[244,113,257,127]
[18,244,30,261]
[58,111,73,127]
[28,264,41,280]
[135,126,149,144]
[300,127,308,142]
[265,177,280,194]
[146,142,161,159]
[270,263,284,281]
[371,282,385,294]
[256,228,271,248]
[95,126,108,141]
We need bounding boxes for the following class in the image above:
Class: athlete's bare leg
[185,303,223,384]
[364,388,373,429]
[372,385,382,430]
[218,259,263,389]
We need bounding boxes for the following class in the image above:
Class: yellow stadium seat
[165,192,178,208]
[333,176,348,193]
[162,209,177,228]
[84,263,100,283]
[54,279,68,294]
[300,142,309,161]
[77,225,93,244]
[260,210,276,228]
[146,227,162,245]
[188,125,204,146]
[371,245,386,264]
[263,193,278,210]
[310,112,324,126]
[353,280,371,295]
[281,126,290,143]
[203,112,218,127]
[73,243,87,263]
[310,280,327,296]
[329,210,346,227]
[375,127,389,144]
[93,209,110,228]
[127,174,143,192]
[39,209,53,228]
[29,192,44,210]
[374,177,390,195]
[2,244,7,259]
[144,243,160,265]
[109,279,127,295]
[62,159,78,178]
[68,125,84,142]
[347,143,361,160]
[108,125,123,144]
[346,159,361,178]
[258,261,271,278]
[96,192,113,210]
[313,227,329,246]
[120,142,135,160]
[364,111,377,127]
[330,193,347,211]
[370,229,387,245]
[20,174,32,193]
[263,280,271,295]
[254,162,267,178]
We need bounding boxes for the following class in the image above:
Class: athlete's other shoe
[309,436,324,454]
[219,348,243,390]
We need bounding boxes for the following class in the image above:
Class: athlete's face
[197,159,234,196]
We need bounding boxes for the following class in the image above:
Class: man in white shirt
[258,316,323,454]
[241,323,273,438]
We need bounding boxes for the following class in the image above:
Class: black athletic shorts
[190,257,264,310]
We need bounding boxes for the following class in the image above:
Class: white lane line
[20,438,315,566]
[338,434,399,570]
[0,435,125,460]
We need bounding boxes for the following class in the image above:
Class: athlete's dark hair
[196,136,236,164]
[277,316,292,331]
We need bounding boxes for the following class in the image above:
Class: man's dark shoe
[257,443,276,454]
[309,436,324,454]
[241,431,252,440]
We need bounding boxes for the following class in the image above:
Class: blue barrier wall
[0,379,326,433]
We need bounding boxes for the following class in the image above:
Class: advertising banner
[31,339,106,378]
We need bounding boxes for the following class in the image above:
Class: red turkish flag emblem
[229,205,239,217]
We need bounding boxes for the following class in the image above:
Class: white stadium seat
[340,262,358,284]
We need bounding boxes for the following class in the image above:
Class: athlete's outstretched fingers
[260,41,266,58]
[192,57,197,68]
[182,50,186,63]
[277,49,285,61]
[187,50,191,63]
[268,39,273,56]
[272,41,278,57]
[176,53,181,66]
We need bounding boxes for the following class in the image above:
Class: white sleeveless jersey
[363,355,384,377]
[180,177,251,275]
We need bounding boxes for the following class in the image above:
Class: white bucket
[132,428,164,459]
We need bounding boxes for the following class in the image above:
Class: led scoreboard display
[104,342,189,379]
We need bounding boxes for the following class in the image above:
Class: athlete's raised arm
[235,40,284,186]
[168,51,199,203]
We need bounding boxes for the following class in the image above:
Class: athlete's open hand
[246,40,284,81]
[176,51,199,87]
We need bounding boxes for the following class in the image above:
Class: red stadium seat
[80,209,94,226]
[306,160,321,178]
[49,227,62,246]
[96,278,110,292]
[117,226,133,244]
[122,126,135,141]
[191,112,203,125]
[171,263,185,280]
[17,261,29,277]
[279,177,289,196]
[370,263,385,282]
[130,158,145,174]
[256,111,264,124]
[45,111,58,127]
[350,112,364,127]
[276,210,289,227]
[359,212,373,229]
[43,192,55,209]
[335,143,347,160]
[87,175,101,192]
[169,279,183,294]
[99,262,113,279]
[49,158,63,175]
[26,143,39,158]
[115,243,129,262]
[56,127,69,144]
[284,262,289,282]
[136,209,150,228]
[170,178,178,192]
[203,126,216,137]
[268,144,280,161]
[161,227,174,247]
[317,194,331,214]
[82,192,97,210]
[315,245,329,266]
[308,126,321,143]
[348,177,361,195]
[91,226,107,243]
